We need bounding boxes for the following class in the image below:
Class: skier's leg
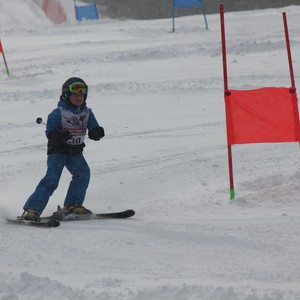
[23,154,66,214]
[64,154,90,206]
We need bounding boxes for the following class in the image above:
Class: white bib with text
[60,107,89,145]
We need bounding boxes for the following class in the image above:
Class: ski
[6,208,135,226]
[41,207,135,222]
[6,218,60,228]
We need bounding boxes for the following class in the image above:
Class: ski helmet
[61,77,88,103]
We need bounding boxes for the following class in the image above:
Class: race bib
[60,107,89,145]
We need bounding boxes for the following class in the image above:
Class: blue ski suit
[23,99,104,214]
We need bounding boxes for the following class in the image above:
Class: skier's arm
[46,109,72,143]
[87,109,105,141]
[46,108,61,133]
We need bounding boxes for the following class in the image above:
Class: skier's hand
[88,127,105,141]
[47,130,72,143]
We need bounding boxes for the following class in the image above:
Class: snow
[1,0,300,299]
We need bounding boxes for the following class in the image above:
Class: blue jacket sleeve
[46,108,62,136]
[87,109,101,130]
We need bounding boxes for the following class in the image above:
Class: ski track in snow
[1,0,300,299]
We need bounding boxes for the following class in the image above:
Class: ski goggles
[69,82,88,94]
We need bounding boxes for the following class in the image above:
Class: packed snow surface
[0,0,300,299]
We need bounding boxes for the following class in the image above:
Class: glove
[88,127,105,141]
[47,130,72,143]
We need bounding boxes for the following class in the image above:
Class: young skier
[21,77,105,221]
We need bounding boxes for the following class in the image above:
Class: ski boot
[63,203,93,216]
[21,209,40,222]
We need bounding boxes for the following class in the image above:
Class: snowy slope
[1,1,300,299]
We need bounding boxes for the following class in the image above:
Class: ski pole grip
[36,117,43,124]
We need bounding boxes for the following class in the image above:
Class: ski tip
[127,209,135,217]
